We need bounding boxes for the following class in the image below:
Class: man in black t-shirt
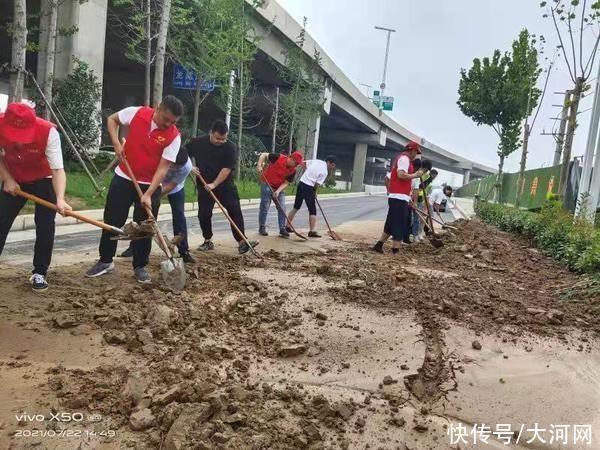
[185,120,258,254]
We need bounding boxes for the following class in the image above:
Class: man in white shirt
[429,186,453,213]
[86,96,183,284]
[287,155,336,238]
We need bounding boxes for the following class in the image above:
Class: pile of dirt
[1,218,598,449]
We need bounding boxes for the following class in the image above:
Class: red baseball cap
[0,103,37,144]
[290,151,305,166]
[405,141,421,154]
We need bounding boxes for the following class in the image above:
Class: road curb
[10,191,385,232]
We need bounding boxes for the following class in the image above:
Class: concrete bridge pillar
[463,168,471,185]
[296,115,322,160]
[351,143,368,192]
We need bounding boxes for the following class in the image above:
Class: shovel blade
[429,237,444,249]
[160,258,187,291]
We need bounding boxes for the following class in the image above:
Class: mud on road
[0,219,598,449]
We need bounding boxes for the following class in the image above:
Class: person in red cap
[0,103,72,292]
[85,95,184,283]
[372,141,423,254]
[255,150,304,238]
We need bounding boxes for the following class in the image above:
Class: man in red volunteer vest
[255,151,304,238]
[372,141,423,254]
[0,103,72,292]
[86,96,183,283]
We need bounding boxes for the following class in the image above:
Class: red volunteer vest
[117,107,180,183]
[0,115,54,184]
[263,155,296,188]
[388,152,414,197]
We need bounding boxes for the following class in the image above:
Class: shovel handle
[120,156,174,260]
[259,173,308,241]
[420,177,437,235]
[15,189,124,235]
[194,169,261,258]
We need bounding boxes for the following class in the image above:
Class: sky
[277,0,599,185]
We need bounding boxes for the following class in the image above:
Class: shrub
[475,200,600,275]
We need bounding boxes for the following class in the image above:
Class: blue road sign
[173,64,215,92]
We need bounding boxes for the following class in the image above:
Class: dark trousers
[0,178,56,276]
[386,198,410,243]
[99,175,161,268]
[197,183,244,242]
[168,188,188,255]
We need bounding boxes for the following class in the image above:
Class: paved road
[2,194,458,261]
[2,195,384,258]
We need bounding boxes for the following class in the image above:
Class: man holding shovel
[185,120,258,255]
[256,151,304,238]
[0,103,72,292]
[86,96,183,283]
[372,141,423,254]
[287,155,337,238]
[119,147,195,263]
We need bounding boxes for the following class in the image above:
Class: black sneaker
[30,274,49,292]
[372,242,384,254]
[182,252,196,264]
[259,228,269,236]
[308,231,321,238]
[198,240,215,251]
[238,240,259,254]
[119,247,133,258]
[279,228,290,238]
[285,226,293,233]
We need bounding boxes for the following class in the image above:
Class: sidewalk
[9,191,383,233]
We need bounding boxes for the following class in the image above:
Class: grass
[18,164,349,214]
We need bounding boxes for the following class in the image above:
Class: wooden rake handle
[15,189,124,235]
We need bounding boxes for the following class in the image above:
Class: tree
[276,17,326,154]
[110,0,164,106]
[42,0,59,119]
[458,30,541,202]
[9,0,27,102]
[153,0,172,106]
[540,0,600,197]
[515,40,556,207]
[169,0,260,137]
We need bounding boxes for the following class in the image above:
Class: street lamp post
[374,25,396,111]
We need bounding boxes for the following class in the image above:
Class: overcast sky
[278,0,599,183]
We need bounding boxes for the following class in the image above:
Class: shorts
[293,181,317,215]
[385,198,410,242]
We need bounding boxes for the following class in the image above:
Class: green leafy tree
[170,0,260,137]
[277,17,325,154]
[458,30,541,202]
[36,60,103,159]
[540,0,600,196]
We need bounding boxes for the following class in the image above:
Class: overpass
[0,0,495,190]
[250,0,496,190]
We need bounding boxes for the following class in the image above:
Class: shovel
[410,202,458,232]
[192,168,262,258]
[420,177,444,249]
[14,189,139,238]
[259,173,307,241]
[121,157,187,291]
[315,196,342,241]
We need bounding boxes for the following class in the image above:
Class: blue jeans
[259,183,286,231]
[168,188,188,255]
[412,200,424,236]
